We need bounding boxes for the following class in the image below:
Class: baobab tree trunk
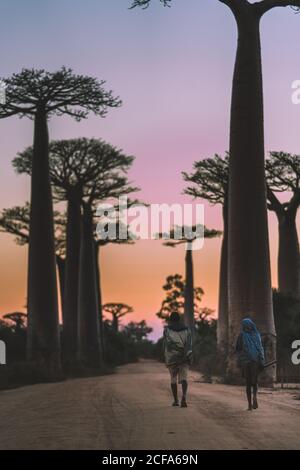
[278,213,300,297]
[227,5,276,383]
[217,202,229,360]
[27,108,61,375]
[62,194,81,369]
[95,242,105,358]
[112,313,119,333]
[78,203,102,368]
[184,242,195,334]
[56,255,65,320]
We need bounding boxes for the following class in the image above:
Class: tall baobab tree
[161,225,221,334]
[94,218,135,358]
[131,0,300,382]
[0,68,120,373]
[266,151,300,297]
[183,155,229,357]
[103,303,133,333]
[78,165,137,368]
[0,204,66,313]
[13,138,137,369]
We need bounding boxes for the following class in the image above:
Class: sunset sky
[0,0,300,339]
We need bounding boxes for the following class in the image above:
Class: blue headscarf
[241,318,265,364]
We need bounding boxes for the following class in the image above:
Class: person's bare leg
[181,380,188,407]
[171,383,179,406]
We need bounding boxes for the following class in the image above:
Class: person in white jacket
[163,311,193,408]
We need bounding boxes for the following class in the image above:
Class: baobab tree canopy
[161,225,222,247]
[130,0,300,12]
[104,303,134,319]
[183,155,229,206]
[266,151,300,296]
[0,204,66,254]
[266,152,300,197]
[0,67,121,119]
[266,151,300,220]
[13,138,136,203]
[130,0,171,7]
[0,204,31,245]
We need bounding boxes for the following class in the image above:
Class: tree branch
[218,0,248,14]
[266,185,284,217]
[257,0,300,15]
[288,189,300,218]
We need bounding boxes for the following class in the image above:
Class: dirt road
[0,360,299,450]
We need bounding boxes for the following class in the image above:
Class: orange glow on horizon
[1,203,297,340]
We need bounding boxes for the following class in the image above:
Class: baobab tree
[0,67,120,373]
[13,138,136,369]
[161,226,221,334]
[124,320,153,342]
[103,303,133,333]
[0,204,66,310]
[131,0,300,382]
[78,168,136,368]
[266,151,300,297]
[95,219,135,358]
[183,155,229,357]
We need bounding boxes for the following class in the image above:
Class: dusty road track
[0,360,299,450]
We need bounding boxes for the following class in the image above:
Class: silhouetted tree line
[0,67,155,387]
[0,311,154,389]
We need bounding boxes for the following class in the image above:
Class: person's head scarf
[241,318,265,363]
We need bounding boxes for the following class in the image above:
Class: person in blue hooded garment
[236,318,265,411]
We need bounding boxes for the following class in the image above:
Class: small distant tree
[124,320,153,342]
[103,303,133,333]
[266,152,300,297]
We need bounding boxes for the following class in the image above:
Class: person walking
[236,317,265,411]
[164,311,193,408]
